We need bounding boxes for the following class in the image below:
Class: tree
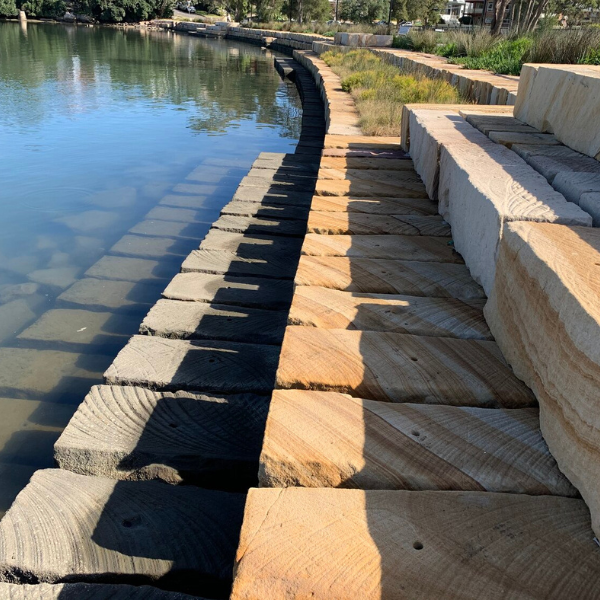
[282,0,329,22]
[0,0,18,15]
[491,0,511,33]
[340,0,386,23]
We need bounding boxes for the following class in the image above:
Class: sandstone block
[0,583,199,599]
[294,256,483,298]
[485,222,600,536]
[0,469,243,597]
[232,488,600,599]
[488,131,559,148]
[309,196,437,215]
[55,385,268,488]
[514,64,600,159]
[288,286,489,337]
[552,171,600,204]
[259,390,574,495]
[438,136,591,294]
[276,327,534,408]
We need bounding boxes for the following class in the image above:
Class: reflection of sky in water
[0,22,303,514]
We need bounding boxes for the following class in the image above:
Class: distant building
[463,0,512,28]
[440,0,466,25]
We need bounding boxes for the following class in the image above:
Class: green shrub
[20,0,65,17]
[450,37,533,75]
[0,0,18,15]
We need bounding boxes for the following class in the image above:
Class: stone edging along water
[158,22,520,106]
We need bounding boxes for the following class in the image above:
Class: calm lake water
[0,21,302,514]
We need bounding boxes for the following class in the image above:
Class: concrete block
[485,222,600,537]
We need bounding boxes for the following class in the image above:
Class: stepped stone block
[181,249,299,280]
[301,234,462,263]
[199,229,303,256]
[231,488,600,600]
[140,299,287,344]
[55,385,268,488]
[309,195,437,215]
[105,335,279,394]
[162,273,293,310]
[306,212,450,236]
[485,222,600,536]
[487,130,559,148]
[129,220,210,240]
[323,135,400,150]
[462,113,535,135]
[319,157,414,171]
[276,327,534,408]
[220,200,308,221]
[210,215,306,237]
[0,469,244,597]
[110,235,193,260]
[86,256,176,283]
[514,64,600,159]
[288,286,490,338]
[0,583,199,599]
[552,172,600,204]
[315,177,427,198]
[232,186,313,207]
[438,134,591,294]
[294,256,484,299]
[317,168,421,183]
[408,109,494,200]
[259,390,574,495]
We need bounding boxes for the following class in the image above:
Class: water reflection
[0,22,301,514]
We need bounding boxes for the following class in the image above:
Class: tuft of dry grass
[322,49,461,136]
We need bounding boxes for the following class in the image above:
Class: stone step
[320,156,414,171]
[199,229,304,256]
[162,273,294,310]
[259,389,575,495]
[309,195,438,215]
[317,168,422,183]
[85,256,177,283]
[295,256,482,298]
[231,487,600,599]
[141,299,288,344]
[463,113,538,135]
[322,148,408,159]
[106,335,279,394]
[144,206,217,223]
[323,135,400,150]
[210,215,307,237]
[110,235,196,260]
[159,194,222,210]
[220,200,309,221]
[276,327,534,408]
[238,176,317,192]
[315,178,428,198]
[0,582,200,599]
[0,469,244,598]
[57,278,164,312]
[129,220,210,240]
[289,286,490,338]
[181,249,299,280]
[55,385,269,489]
[306,212,450,236]
[245,167,318,181]
[301,235,464,263]
[232,186,313,207]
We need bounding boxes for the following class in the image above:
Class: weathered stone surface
[110,235,195,260]
[320,157,414,171]
[141,299,287,344]
[552,171,600,204]
[232,488,600,600]
[0,583,199,599]
[259,390,574,494]
[106,335,280,394]
[317,168,421,184]
[199,229,304,256]
[55,210,119,234]
[463,113,536,135]
[323,135,400,150]
[232,186,313,208]
[289,286,489,338]
[488,131,559,148]
[129,218,211,240]
[18,309,138,348]
[144,206,215,223]
[306,212,450,236]
[0,469,244,597]
[295,256,483,298]
[159,195,216,209]
[238,175,316,192]
[28,267,81,290]
[485,222,600,536]
[309,196,437,215]
[301,234,463,263]
[579,192,600,226]
[220,200,308,221]
[408,109,490,200]
[55,385,269,488]
[276,327,534,408]
[86,256,176,283]
[57,278,163,312]
[438,134,591,294]
[315,177,427,198]
[210,215,306,237]
[0,300,37,344]
[514,64,600,159]
[181,249,299,280]
[162,273,293,310]
[86,187,137,209]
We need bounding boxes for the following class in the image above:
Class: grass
[322,49,461,136]
[246,21,389,36]
[393,28,600,75]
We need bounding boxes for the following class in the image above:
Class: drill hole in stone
[208,358,215,363]
[413,541,424,550]
[169,423,179,429]
[410,357,418,362]
[411,430,420,437]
